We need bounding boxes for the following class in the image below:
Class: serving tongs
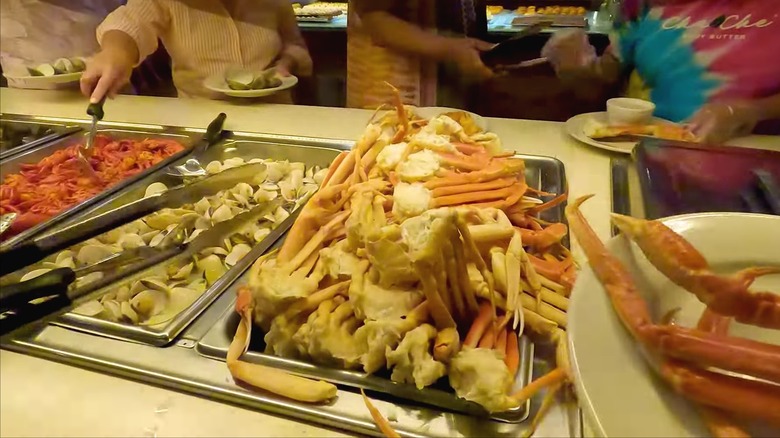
[0,161,268,276]
[165,112,228,178]
[481,21,553,70]
[0,200,288,336]
[75,97,106,182]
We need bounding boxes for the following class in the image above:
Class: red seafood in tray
[0,135,185,239]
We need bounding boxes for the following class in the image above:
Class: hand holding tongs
[481,21,553,72]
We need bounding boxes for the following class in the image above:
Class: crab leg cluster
[224,84,576,437]
[567,195,780,434]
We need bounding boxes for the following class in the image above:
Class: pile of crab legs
[223,85,579,436]
[567,194,780,437]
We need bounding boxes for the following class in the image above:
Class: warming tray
[0,128,197,250]
[0,115,82,160]
[1,149,579,438]
[54,133,353,225]
[195,152,568,427]
[2,288,581,438]
[25,137,346,346]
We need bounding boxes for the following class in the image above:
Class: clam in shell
[197,254,228,285]
[144,182,169,198]
[140,287,202,327]
[211,204,234,223]
[206,160,222,175]
[76,244,116,265]
[170,262,194,280]
[102,300,123,322]
[131,289,168,319]
[117,233,146,250]
[73,300,105,317]
[225,244,252,266]
[121,301,140,324]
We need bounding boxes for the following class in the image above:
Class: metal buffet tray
[0,115,82,160]
[55,133,352,225]
[41,137,346,346]
[1,149,579,438]
[195,152,568,425]
[0,128,197,250]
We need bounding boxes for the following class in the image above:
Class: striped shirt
[98,0,306,99]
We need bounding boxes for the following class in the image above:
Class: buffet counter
[5,87,771,437]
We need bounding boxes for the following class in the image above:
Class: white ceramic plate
[415,107,489,132]
[564,112,675,154]
[203,72,298,98]
[568,212,780,437]
[2,71,82,85]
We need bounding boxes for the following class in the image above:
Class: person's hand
[276,46,313,77]
[79,47,135,103]
[440,37,494,79]
[541,29,597,74]
[688,101,761,144]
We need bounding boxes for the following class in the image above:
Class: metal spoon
[166,158,208,178]
[0,213,17,236]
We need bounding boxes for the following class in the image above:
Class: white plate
[568,212,780,437]
[203,72,298,98]
[564,112,675,154]
[2,71,82,85]
[415,107,489,132]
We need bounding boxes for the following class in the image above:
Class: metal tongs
[0,160,263,276]
[0,199,291,335]
[481,21,553,71]
[75,96,107,182]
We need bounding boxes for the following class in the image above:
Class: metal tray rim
[0,128,197,250]
[51,200,299,346]
[192,153,567,423]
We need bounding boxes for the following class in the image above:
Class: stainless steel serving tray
[0,115,82,160]
[1,150,578,438]
[195,152,568,425]
[54,133,352,226]
[3,290,581,438]
[0,127,197,250]
[39,137,346,346]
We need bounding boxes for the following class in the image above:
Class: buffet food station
[1,87,778,438]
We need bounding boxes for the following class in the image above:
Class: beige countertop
[1,87,776,437]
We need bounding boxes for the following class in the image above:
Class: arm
[690,92,780,143]
[359,11,452,61]
[353,0,493,78]
[276,2,312,76]
[81,0,169,101]
[752,92,780,121]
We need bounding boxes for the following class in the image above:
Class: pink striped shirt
[98,0,305,99]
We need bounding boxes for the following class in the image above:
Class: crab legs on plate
[566,195,780,436]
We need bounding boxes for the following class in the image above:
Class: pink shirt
[98,0,300,98]
[614,0,780,121]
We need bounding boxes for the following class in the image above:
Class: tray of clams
[0,136,346,345]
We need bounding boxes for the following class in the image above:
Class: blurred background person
[0,0,124,89]
[347,0,494,109]
[541,0,780,143]
[81,0,312,102]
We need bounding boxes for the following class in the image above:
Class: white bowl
[606,97,655,125]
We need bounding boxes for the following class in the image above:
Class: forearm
[360,11,449,60]
[557,52,623,101]
[278,4,311,71]
[752,92,780,120]
[99,30,141,65]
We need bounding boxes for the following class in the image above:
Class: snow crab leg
[567,195,780,427]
